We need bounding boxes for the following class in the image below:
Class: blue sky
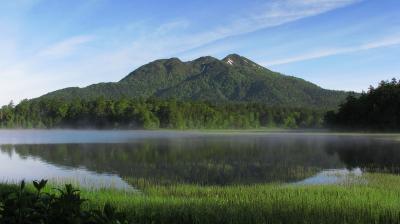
[0,0,399,105]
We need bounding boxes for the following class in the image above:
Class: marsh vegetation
[2,174,400,224]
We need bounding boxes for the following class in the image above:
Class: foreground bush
[0,180,127,224]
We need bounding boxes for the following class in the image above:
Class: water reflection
[296,168,363,185]
[0,131,399,187]
[0,147,132,190]
[326,137,400,173]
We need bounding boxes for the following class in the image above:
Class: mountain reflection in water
[0,131,399,188]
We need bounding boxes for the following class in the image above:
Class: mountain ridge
[38,54,349,108]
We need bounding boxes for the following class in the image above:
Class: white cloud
[0,0,363,105]
[177,0,361,52]
[38,35,95,58]
[262,35,400,66]
[154,20,190,36]
[99,0,362,65]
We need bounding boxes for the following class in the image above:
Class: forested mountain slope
[39,54,349,108]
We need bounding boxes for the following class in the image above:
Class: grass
[2,173,400,223]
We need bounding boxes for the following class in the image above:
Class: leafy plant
[0,180,128,224]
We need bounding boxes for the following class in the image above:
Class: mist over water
[0,130,199,145]
[0,130,399,189]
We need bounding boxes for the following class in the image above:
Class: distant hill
[39,54,349,108]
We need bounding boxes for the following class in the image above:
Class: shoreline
[1,127,400,134]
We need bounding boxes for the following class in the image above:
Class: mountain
[38,54,349,108]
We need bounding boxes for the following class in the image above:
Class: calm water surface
[0,130,399,189]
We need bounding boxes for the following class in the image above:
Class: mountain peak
[154,57,182,64]
[222,54,263,69]
[222,54,243,65]
[192,56,219,64]
[224,53,242,59]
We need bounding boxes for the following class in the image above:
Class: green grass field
[2,173,400,223]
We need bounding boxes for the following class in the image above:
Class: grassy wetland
[2,173,400,224]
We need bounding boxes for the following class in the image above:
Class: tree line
[325,78,400,131]
[0,98,325,129]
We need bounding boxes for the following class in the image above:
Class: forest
[0,98,324,129]
[3,79,399,130]
[326,78,400,130]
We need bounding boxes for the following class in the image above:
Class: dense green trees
[0,98,325,129]
[325,78,400,130]
[39,55,348,109]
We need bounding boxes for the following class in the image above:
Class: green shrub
[0,180,128,224]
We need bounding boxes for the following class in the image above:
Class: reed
[2,173,400,223]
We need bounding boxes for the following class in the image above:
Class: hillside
[39,54,349,108]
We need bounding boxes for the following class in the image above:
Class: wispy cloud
[0,0,366,105]
[154,20,190,36]
[100,0,362,65]
[38,35,95,58]
[232,0,361,34]
[177,0,362,56]
[262,35,400,66]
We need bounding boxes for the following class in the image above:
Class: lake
[0,130,399,189]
